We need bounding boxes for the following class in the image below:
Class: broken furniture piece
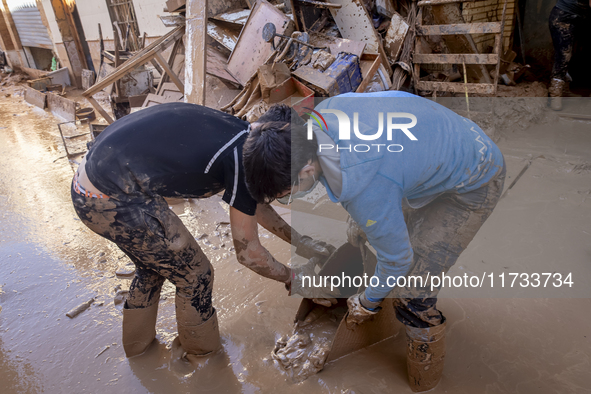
[24,86,47,109]
[227,0,295,86]
[384,12,409,66]
[413,0,509,95]
[327,0,392,75]
[83,26,186,124]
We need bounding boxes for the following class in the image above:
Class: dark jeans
[549,6,584,81]
[393,164,506,328]
[71,183,214,320]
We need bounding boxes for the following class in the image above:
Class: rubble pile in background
[25,0,535,127]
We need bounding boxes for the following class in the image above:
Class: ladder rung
[417,22,502,36]
[414,53,498,65]
[418,0,475,6]
[417,81,496,94]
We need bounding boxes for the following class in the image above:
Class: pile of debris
[80,0,515,124]
[80,0,418,124]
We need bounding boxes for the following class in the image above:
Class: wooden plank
[329,0,380,55]
[46,92,76,121]
[492,0,509,96]
[328,0,392,75]
[297,0,341,9]
[166,0,186,12]
[416,81,495,94]
[154,52,185,94]
[206,46,240,85]
[227,0,293,86]
[83,26,185,97]
[185,0,208,105]
[328,39,365,58]
[156,38,182,94]
[384,12,409,64]
[211,8,251,26]
[128,94,148,107]
[207,20,238,52]
[81,69,95,90]
[24,86,47,109]
[141,93,183,108]
[86,96,115,124]
[160,82,184,101]
[356,55,381,93]
[418,0,475,5]
[417,22,502,36]
[413,53,498,65]
[27,77,52,91]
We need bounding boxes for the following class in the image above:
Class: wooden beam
[416,81,495,94]
[297,0,341,9]
[413,53,498,65]
[185,0,207,105]
[86,96,115,124]
[154,52,185,94]
[82,26,184,97]
[156,37,182,94]
[150,59,163,76]
[418,0,475,6]
[417,22,502,36]
[356,55,381,93]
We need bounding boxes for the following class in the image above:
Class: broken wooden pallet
[83,26,185,124]
[413,0,508,95]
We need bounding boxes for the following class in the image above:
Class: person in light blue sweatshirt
[243,92,505,391]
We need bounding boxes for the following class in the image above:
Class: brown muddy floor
[0,88,590,393]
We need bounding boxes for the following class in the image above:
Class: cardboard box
[293,243,397,363]
[269,77,314,116]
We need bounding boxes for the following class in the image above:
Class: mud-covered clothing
[555,0,591,17]
[392,165,505,327]
[84,102,257,216]
[549,6,588,81]
[71,182,214,316]
[313,91,504,301]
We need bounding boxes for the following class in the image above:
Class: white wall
[39,0,62,43]
[39,0,171,44]
[133,0,172,37]
[75,0,113,41]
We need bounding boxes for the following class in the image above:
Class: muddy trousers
[392,165,506,328]
[71,186,214,322]
[549,7,583,82]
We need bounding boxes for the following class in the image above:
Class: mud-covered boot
[176,298,221,357]
[122,301,159,357]
[406,317,446,392]
[548,78,565,111]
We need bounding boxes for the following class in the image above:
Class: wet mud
[0,88,590,393]
[273,303,346,383]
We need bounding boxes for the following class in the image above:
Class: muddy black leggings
[392,164,506,328]
[549,6,584,81]
[71,184,214,320]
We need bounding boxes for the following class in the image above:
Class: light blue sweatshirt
[313,91,504,300]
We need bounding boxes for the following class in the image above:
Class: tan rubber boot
[548,78,565,111]
[122,301,159,357]
[176,297,221,357]
[406,317,446,392]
